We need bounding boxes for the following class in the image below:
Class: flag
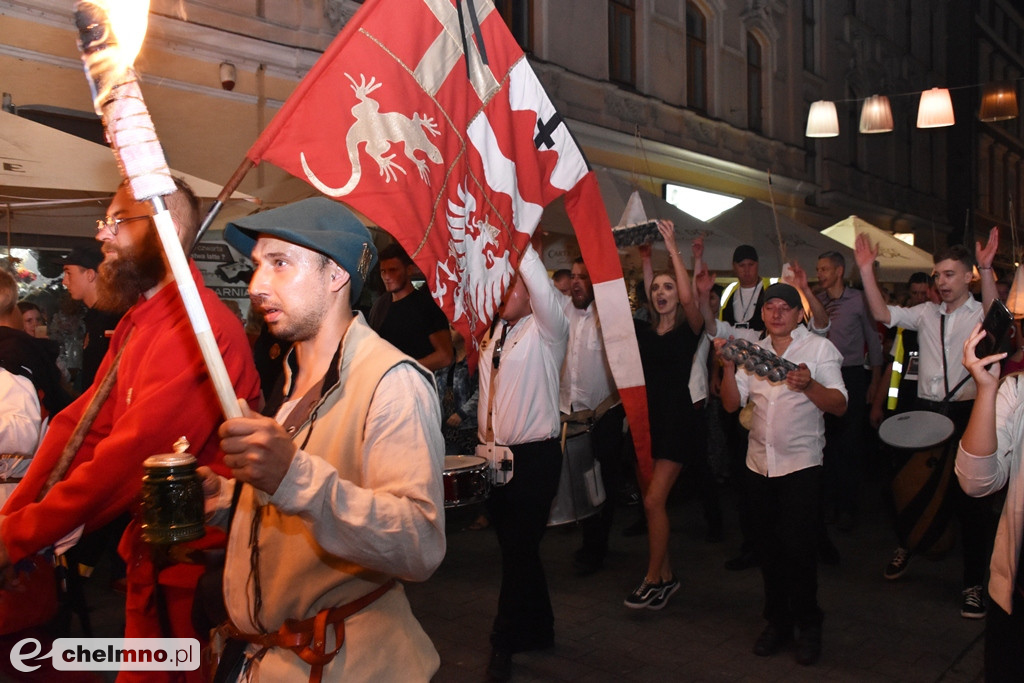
[246,0,652,482]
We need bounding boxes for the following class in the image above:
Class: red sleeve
[1,289,259,563]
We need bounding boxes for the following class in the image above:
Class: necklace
[736,283,759,323]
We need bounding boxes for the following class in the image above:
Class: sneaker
[647,577,679,611]
[960,585,987,619]
[624,578,663,609]
[884,547,911,580]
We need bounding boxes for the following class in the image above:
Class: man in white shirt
[478,241,568,681]
[560,257,623,576]
[719,283,847,667]
[857,233,1000,618]
[0,367,42,506]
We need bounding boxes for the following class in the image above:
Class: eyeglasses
[96,214,149,236]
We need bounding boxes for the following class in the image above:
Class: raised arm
[855,233,891,325]
[694,261,719,337]
[787,260,829,331]
[659,220,702,335]
[975,226,999,314]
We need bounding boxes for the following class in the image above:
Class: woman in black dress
[624,220,705,610]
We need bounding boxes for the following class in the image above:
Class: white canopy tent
[540,168,743,273]
[1,110,253,242]
[708,199,854,277]
[823,215,934,282]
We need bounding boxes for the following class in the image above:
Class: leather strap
[228,579,396,683]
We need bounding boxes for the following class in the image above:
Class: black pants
[824,366,868,516]
[746,465,824,629]
[916,399,999,587]
[577,405,625,563]
[487,438,562,652]
[985,597,1024,682]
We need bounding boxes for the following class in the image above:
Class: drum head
[444,455,487,472]
[879,410,955,449]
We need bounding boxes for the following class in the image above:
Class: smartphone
[975,299,1015,358]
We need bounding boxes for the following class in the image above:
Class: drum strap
[940,314,950,399]
[483,321,509,445]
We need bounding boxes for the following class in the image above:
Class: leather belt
[228,579,396,683]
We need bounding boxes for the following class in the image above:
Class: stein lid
[143,453,197,469]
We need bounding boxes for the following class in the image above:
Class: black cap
[732,244,758,263]
[63,244,104,271]
[763,283,801,309]
[224,198,378,299]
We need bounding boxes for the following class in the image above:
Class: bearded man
[0,178,260,683]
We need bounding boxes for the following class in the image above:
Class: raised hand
[976,226,999,271]
[962,322,1006,391]
[692,235,705,264]
[855,233,879,271]
[657,219,677,253]
[695,261,716,297]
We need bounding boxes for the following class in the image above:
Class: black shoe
[725,550,758,571]
[487,648,512,681]
[818,538,840,566]
[795,625,822,665]
[753,623,792,657]
[573,549,604,576]
[622,516,647,537]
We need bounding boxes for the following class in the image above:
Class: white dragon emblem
[436,182,512,334]
[301,73,443,197]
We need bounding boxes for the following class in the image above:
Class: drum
[548,424,606,526]
[880,411,957,556]
[443,455,490,509]
[878,410,954,449]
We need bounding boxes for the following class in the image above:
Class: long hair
[647,270,685,331]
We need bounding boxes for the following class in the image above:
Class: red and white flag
[246,0,652,482]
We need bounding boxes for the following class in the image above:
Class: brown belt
[228,579,396,683]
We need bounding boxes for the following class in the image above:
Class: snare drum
[878,410,954,450]
[548,423,606,526]
[442,455,490,509]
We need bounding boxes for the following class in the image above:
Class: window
[746,33,763,132]
[495,0,531,51]
[609,0,636,87]
[686,3,707,112]
[802,0,816,73]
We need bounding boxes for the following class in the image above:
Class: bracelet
[979,267,992,271]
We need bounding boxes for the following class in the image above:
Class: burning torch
[74,0,242,420]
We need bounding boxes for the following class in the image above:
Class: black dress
[635,319,706,464]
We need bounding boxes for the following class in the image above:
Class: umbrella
[823,215,934,282]
[708,198,854,277]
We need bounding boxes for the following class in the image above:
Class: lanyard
[940,313,950,398]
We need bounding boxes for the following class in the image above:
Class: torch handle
[192,158,256,251]
[151,204,243,419]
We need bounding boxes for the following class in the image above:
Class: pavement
[44,479,986,682]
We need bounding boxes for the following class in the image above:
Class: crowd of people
[5,181,1024,682]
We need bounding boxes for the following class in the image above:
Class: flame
[101,0,150,69]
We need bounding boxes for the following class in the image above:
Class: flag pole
[75,1,241,420]
[192,157,256,251]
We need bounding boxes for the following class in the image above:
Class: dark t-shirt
[368,286,449,361]
[81,307,123,391]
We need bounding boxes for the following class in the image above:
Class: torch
[74,0,241,420]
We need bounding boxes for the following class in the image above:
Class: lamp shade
[805,100,839,137]
[859,95,894,134]
[1007,264,1024,318]
[979,82,1018,122]
[917,87,955,128]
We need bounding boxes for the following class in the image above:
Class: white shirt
[956,374,1024,613]
[559,301,617,413]
[736,325,847,477]
[731,283,762,324]
[478,247,568,445]
[887,297,983,401]
[0,369,41,456]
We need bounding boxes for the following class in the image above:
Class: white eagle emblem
[436,182,512,336]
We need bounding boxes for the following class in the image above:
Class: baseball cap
[763,282,801,309]
[224,198,378,299]
[732,245,758,263]
[63,244,104,271]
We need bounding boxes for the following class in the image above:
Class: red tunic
[1,263,260,682]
